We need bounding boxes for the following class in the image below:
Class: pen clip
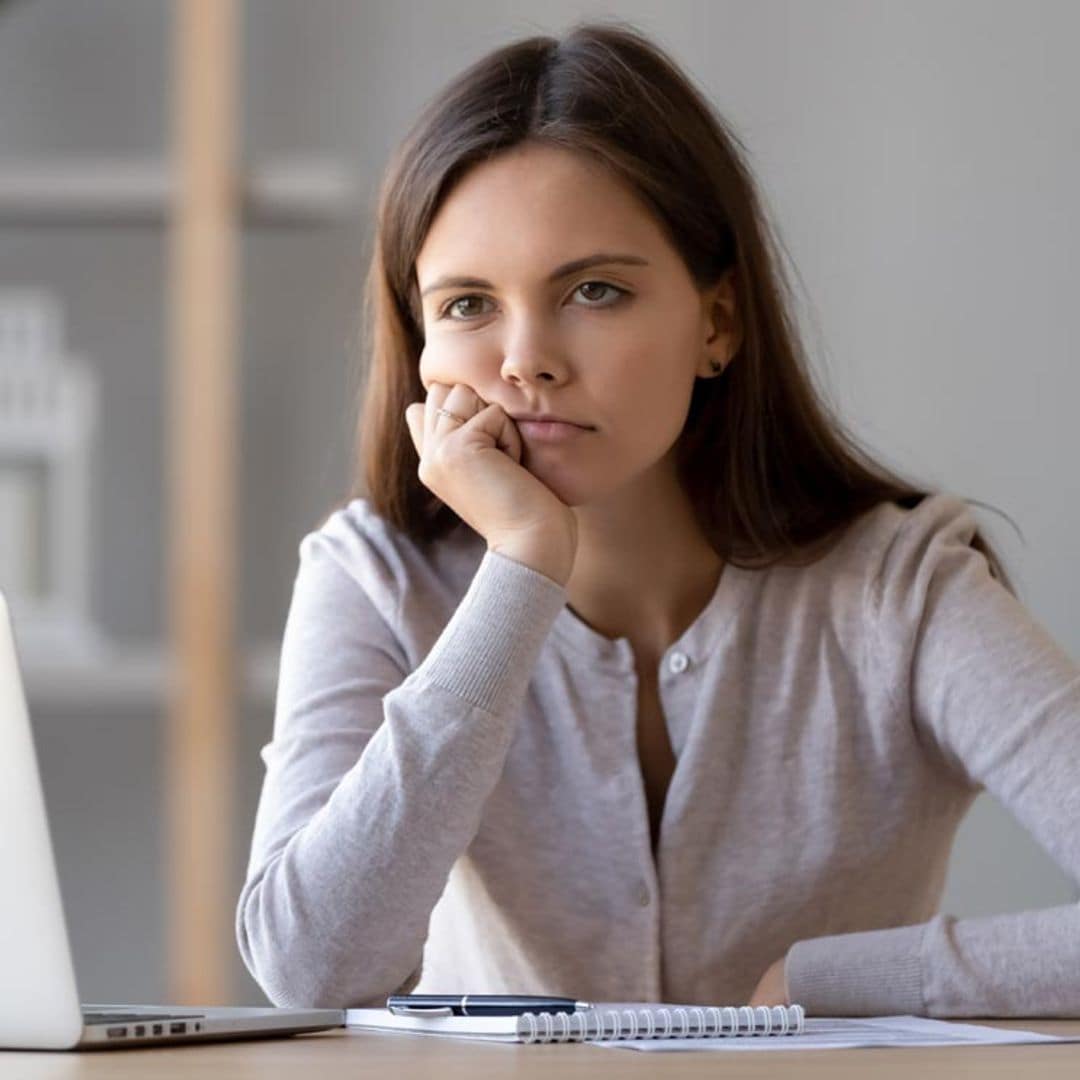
[388,1005,455,1018]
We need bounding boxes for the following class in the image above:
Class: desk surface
[5,1020,1080,1077]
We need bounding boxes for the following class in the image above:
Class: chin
[523,460,591,507]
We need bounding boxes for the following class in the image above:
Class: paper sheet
[598,1014,1075,1052]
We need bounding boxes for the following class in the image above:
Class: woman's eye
[574,281,625,306]
[438,281,627,321]
[440,295,490,320]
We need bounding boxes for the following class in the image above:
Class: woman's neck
[564,467,724,652]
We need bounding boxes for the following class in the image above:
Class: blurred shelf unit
[1,289,108,664]
[0,157,358,714]
[0,157,360,226]
[21,641,282,713]
[0,289,284,717]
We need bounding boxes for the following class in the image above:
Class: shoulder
[297,496,483,628]
[865,489,983,571]
[769,492,987,624]
[844,492,998,627]
[764,492,976,597]
[300,496,412,584]
[842,491,980,570]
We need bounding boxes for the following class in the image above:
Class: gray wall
[1,0,1076,1006]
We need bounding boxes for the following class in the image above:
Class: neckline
[549,559,750,670]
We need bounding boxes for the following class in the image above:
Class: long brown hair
[337,18,1016,591]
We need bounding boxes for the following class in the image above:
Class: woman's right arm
[235,527,568,1009]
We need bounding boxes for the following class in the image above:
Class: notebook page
[345,1001,804,1042]
[345,1008,519,1040]
[600,1014,1079,1052]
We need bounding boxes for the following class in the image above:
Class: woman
[237,21,1080,1017]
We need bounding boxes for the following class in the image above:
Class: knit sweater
[236,492,1080,1016]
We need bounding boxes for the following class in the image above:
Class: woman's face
[414,141,736,507]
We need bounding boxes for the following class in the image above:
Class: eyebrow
[419,252,651,299]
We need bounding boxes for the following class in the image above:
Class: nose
[500,323,569,387]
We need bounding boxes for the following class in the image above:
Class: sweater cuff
[786,922,927,1016]
[415,548,567,716]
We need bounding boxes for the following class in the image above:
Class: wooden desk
[5,1020,1080,1077]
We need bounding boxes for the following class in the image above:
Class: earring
[709,358,725,374]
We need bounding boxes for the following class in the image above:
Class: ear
[697,267,742,378]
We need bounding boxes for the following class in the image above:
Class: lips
[515,419,593,444]
[509,414,593,429]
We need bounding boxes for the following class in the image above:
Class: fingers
[411,382,521,463]
[491,404,523,463]
[404,402,424,456]
[424,382,483,440]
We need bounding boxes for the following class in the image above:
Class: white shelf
[21,639,281,712]
[0,157,360,225]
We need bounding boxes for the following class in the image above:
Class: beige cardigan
[237,492,1080,1016]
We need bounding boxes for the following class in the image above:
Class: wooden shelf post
[165,0,240,1004]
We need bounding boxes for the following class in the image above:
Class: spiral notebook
[345,1001,806,1044]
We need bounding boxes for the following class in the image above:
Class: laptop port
[152,1023,163,1035]
[134,1025,145,1036]
[106,1027,127,1038]
[170,1022,187,1034]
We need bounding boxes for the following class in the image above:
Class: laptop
[0,589,344,1050]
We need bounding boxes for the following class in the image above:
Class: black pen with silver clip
[386,994,593,1017]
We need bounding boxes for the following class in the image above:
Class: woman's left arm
[784,494,1080,1017]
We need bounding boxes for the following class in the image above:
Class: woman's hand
[404,381,578,557]
[747,956,790,1007]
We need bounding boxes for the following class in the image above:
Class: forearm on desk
[787,904,1080,1017]
[237,548,568,1008]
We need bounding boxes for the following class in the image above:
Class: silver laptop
[0,589,344,1050]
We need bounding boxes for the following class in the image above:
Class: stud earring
[709,358,725,374]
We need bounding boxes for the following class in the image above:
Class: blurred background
[0,0,1076,1007]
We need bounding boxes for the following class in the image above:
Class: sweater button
[668,651,689,674]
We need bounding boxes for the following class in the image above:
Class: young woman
[237,22,1080,1017]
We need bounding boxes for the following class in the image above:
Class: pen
[386,994,594,1017]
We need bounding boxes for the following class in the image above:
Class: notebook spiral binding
[518,1003,805,1044]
